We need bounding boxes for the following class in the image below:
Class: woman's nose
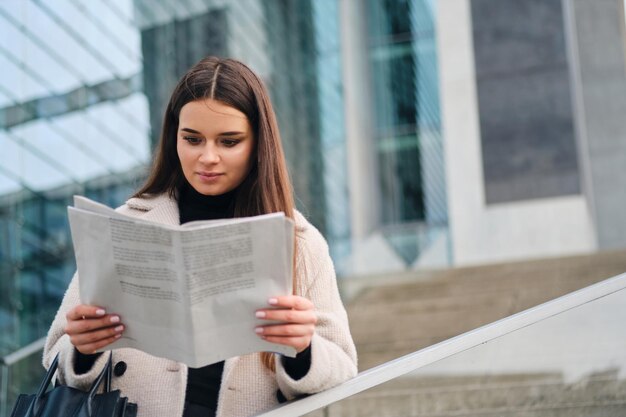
[199,145,220,164]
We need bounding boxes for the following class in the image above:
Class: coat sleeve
[274,226,358,399]
[43,203,139,388]
[42,272,110,391]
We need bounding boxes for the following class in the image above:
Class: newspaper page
[68,197,296,367]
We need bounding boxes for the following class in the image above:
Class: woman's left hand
[255,295,317,353]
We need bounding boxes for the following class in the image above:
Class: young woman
[43,57,357,417]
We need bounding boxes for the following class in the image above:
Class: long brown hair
[135,57,295,370]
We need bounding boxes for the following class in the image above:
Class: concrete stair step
[350,249,626,305]
[353,271,611,305]
[307,373,626,417]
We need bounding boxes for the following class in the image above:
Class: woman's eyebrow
[179,128,246,136]
[180,127,202,134]
[219,131,246,136]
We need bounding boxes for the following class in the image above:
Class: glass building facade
[0,0,444,411]
[366,0,446,266]
[0,1,150,356]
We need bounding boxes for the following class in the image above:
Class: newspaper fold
[68,196,296,367]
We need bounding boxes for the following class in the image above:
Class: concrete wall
[438,0,596,266]
[472,0,580,205]
[569,0,626,250]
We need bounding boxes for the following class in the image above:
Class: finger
[66,305,106,322]
[260,335,311,353]
[256,309,317,325]
[70,324,124,348]
[255,324,314,337]
[65,314,122,336]
[76,333,123,355]
[268,295,314,311]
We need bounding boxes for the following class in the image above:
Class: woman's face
[177,99,255,196]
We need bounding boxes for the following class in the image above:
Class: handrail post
[0,337,47,417]
[1,362,9,417]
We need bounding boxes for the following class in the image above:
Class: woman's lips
[197,172,223,182]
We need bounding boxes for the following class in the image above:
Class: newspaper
[68,196,296,367]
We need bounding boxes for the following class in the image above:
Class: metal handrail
[0,337,46,367]
[0,337,46,417]
[253,272,626,417]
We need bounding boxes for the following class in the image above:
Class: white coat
[43,193,358,417]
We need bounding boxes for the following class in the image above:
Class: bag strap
[104,351,113,392]
[28,353,60,415]
[27,351,114,417]
[85,351,114,415]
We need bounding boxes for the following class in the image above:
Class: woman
[43,56,357,417]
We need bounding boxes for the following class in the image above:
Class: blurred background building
[0,0,445,355]
[442,0,626,266]
[1,0,626,415]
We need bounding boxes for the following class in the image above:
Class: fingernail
[255,327,264,334]
[114,325,124,332]
[96,309,106,316]
[268,298,278,305]
[255,311,266,318]
[114,334,122,339]
[110,316,120,323]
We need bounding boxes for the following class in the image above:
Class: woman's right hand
[64,305,125,354]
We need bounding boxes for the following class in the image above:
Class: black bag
[10,352,137,417]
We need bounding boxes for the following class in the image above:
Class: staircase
[320,249,626,417]
[345,249,626,371]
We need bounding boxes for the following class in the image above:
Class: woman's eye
[183,136,202,145]
[221,139,240,147]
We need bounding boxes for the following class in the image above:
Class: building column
[339,0,380,242]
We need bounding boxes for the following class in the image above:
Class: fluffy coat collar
[124,193,307,233]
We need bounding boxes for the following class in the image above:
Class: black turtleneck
[179,183,233,413]
[178,182,237,223]
[179,183,311,413]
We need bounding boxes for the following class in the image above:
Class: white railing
[253,272,626,417]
